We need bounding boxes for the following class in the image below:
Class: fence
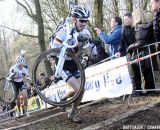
[0,108,15,120]
[130,41,160,93]
[1,42,160,120]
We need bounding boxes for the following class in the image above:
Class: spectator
[28,83,41,110]
[115,13,136,89]
[19,94,25,114]
[37,72,52,90]
[2,103,6,113]
[10,102,16,117]
[127,9,156,94]
[150,0,160,42]
[150,0,160,59]
[26,82,32,98]
[8,99,16,117]
[115,13,136,57]
[95,16,122,57]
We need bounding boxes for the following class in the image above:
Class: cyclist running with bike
[7,55,31,117]
[49,5,91,123]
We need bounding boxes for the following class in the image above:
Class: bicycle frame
[4,80,9,91]
[0,76,17,104]
[0,76,9,91]
[53,17,79,79]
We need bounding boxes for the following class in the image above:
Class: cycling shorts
[63,60,80,82]
[13,81,27,95]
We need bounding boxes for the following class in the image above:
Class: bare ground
[1,93,160,130]
[106,103,160,130]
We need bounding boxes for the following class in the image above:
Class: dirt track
[2,93,159,130]
[107,103,160,130]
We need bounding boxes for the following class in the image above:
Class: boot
[67,109,82,123]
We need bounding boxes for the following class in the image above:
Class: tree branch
[142,0,148,10]
[16,0,37,22]
[24,0,35,17]
[0,25,38,38]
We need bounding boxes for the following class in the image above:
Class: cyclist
[7,55,31,117]
[49,5,91,123]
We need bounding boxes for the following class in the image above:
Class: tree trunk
[34,0,52,75]
[126,0,133,12]
[34,0,46,52]
[94,0,103,28]
[75,0,78,4]
[142,0,148,10]
[112,0,119,16]
[92,0,103,39]
[0,30,9,72]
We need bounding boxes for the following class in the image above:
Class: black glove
[127,44,135,53]
[77,35,89,42]
[68,47,79,53]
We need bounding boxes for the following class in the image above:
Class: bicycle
[0,76,17,104]
[32,17,85,107]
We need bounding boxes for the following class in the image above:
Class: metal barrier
[1,42,160,121]
[88,41,160,94]
[131,41,160,93]
[0,108,16,120]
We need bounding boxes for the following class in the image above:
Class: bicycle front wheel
[32,49,85,107]
[0,77,17,104]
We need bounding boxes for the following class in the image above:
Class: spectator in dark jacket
[150,0,160,59]
[115,13,136,57]
[150,0,160,42]
[95,16,122,57]
[127,9,156,94]
[9,101,16,117]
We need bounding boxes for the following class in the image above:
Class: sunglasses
[78,19,88,23]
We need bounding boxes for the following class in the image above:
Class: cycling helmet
[71,6,90,19]
[16,55,25,65]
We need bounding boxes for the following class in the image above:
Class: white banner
[82,56,132,102]
[43,56,133,102]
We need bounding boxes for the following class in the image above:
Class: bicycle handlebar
[62,17,79,49]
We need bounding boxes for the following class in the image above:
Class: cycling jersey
[8,65,29,82]
[49,18,91,81]
[50,26,91,49]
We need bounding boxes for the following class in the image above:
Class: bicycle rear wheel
[0,77,17,104]
[32,48,85,107]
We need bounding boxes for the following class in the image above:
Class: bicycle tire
[32,48,85,107]
[0,77,17,104]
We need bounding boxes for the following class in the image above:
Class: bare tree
[112,0,119,16]
[41,0,68,33]
[0,25,38,38]
[126,0,133,12]
[75,0,78,4]
[16,0,37,22]
[0,29,11,72]
[94,0,103,28]
[142,0,149,10]
[34,0,46,52]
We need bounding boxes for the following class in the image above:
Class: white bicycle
[0,76,17,104]
[32,17,85,107]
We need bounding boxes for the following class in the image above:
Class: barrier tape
[43,51,160,90]
[86,51,160,79]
